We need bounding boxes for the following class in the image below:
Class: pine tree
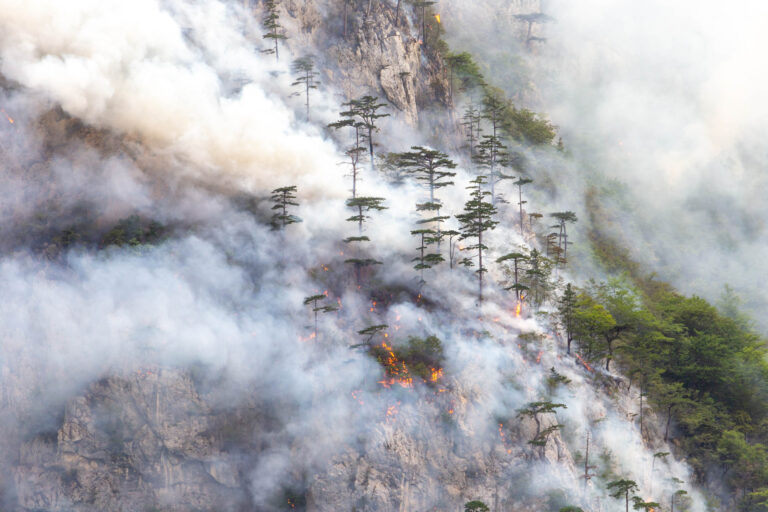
[303,294,338,340]
[291,56,320,121]
[344,196,387,284]
[461,104,483,160]
[445,52,485,104]
[341,96,389,170]
[355,324,388,347]
[671,489,688,512]
[329,115,367,198]
[415,201,450,250]
[523,248,554,309]
[607,479,639,512]
[497,251,529,303]
[391,146,457,204]
[413,1,436,49]
[456,176,499,302]
[550,211,577,266]
[270,186,301,229]
[411,228,443,283]
[558,283,577,354]
[262,0,287,61]
[631,497,660,512]
[443,229,461,269]
[581,430,597,488]
[517,400,566,456]
[513,177,533,237]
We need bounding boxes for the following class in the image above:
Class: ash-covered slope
[0,1,720,511]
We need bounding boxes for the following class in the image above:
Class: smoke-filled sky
[0,0,726,510]
[445,0,768,330]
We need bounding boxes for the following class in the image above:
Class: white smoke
[0,0,723,510]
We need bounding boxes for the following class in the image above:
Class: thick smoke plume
[0,0,721,510]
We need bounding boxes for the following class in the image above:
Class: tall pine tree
[291,56,320,121]
[262,0,286,61]
[456,176,499,302]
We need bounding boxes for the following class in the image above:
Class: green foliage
[270,186,301,229]
[546,367,571,393]
[370,335,445,383]
[607,479,639,512]
[506,106,557,145]
[456,176,499,300]
[262,0,287,60]
[559,507,584,512]
[446,52,485,98]
[632,496,660,511]
[101,215,165,248]
[464,500,490,512]
[572,273,768,505]
[390,146,456,204]
[291,56,320,120]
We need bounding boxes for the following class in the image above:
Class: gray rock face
[14,369,247,512]
[275,0,450,127]
[12,366,576,512]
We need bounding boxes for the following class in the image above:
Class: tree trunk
[665,405,673,441]
[518,184,524,236]
[343,0,348,39]
[513,259,519,301]
[478,215,483,303]
[368,126,374,171]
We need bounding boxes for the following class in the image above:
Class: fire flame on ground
[575,353,594,372]
[498,423,512,454]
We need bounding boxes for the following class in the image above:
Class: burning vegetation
[370,334,445,388]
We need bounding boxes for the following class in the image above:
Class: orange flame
[378,341,413,389]
[515,301,522,318]
[535,351,542,364]
[434,13,441,23]
[575,353,594,372]
[1,109,14,124]
[429,367,444,382]
[498,423,512,454]
[298,332,316,342]
[385,402,401,423]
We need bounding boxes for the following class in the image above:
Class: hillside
[0,1,766,511]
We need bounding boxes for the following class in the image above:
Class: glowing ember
[351,390,364,405]
[575,353,594,372]
[498,423,512,454]
[385,401,401,423]
[298,332,316,342]
[1,109,14,124]
[377,341,414,389]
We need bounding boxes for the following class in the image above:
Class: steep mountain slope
[0,1,761,511]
